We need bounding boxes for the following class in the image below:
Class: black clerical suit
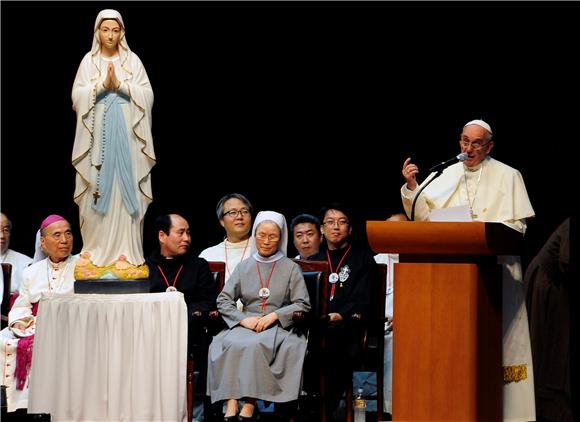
[309,244,377,417]
[146,250,218,355]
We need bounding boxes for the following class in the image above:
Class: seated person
[146,213,217,353]
[290,213,323,259]
[207,211,310,421]
[0,215,78,413]
[200,193,254,283]
[1,212,33,293]
[308,203,377,419]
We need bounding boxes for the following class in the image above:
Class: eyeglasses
[256,233,280,242]
[459,139,490,151]
[223,209,251,218]
[323,219,349,227]
[46,230,73,241]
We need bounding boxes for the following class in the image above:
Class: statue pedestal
[73,253,150,294]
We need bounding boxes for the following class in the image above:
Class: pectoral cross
[93,190,101,205]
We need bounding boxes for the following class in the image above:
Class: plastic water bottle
[354,387,366,422]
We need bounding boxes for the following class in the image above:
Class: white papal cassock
[401,156,536,422]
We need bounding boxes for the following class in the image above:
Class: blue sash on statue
[92,91,139,217]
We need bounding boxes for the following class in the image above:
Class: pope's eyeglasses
[459,139,490,151]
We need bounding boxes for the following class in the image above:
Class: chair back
[187,260,225,422]
[292,259,329,318]
[207,261,226,292]
[1,263,13,325]
[291,259,329,421]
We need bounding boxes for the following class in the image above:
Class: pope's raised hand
[402,157,419,191]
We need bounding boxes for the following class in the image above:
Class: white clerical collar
[253,251,284,263]
[464,162,482,172]
[48,255,71,268]
[464,155,491,172]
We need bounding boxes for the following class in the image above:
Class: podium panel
[367,221,518,422]
[393,262,501,421]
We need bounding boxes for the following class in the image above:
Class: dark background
[0,1,576,265]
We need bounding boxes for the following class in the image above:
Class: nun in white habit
[207,211,311,420]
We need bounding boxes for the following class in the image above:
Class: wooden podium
[367,221,522,422]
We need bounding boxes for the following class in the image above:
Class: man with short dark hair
[290,213,322,259]
[146,213,218,422]
[308,203,377,420]
[200,193,254,283]
[147,213,217,321]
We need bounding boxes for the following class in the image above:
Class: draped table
[28,292,188,422]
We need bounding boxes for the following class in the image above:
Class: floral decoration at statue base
[74,251,149,280]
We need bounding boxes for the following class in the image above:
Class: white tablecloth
[28,292,188,422]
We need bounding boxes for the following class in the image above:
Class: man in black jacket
[308,203,378,420]
[146,214,218,351]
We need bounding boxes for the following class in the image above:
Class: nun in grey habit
[207,211,311,420]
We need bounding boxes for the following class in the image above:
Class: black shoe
[223,416,238,422]
[239,415,256,421]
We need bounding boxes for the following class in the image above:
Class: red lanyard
[327,244,352,300]
[256,261,277,313]
[157,264,184,289]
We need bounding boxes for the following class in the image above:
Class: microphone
[410,152,469,221]
[428,152,469,173]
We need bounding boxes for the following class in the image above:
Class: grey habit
[207,256,311,403]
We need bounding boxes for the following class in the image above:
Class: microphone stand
[410,170,443,221]
[409,153,468,220]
